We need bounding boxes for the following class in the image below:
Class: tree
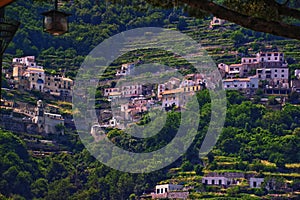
[194,164,204,175]
[145,0,300,40]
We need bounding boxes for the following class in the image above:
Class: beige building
[45,75,73,96]
[24,67,45,91]
[162,85,202,108]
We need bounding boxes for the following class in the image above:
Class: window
[219,180,222,185]
[212,180,215,185]
[281,74,284,78]
[32,78,34,80]
[205,180,208,184]
[157,189,160,194]
[161,188,163,193]
[282,69,284,72]
[275,69,277,72]
[253,181,257,187]
[165,188,168,193]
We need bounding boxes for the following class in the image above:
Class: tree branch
[179,0,300,40]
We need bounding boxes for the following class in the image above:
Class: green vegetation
[1,0,300,199]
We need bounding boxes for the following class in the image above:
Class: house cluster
[11,56,73,97]
[202,172,286,191]
[100,69,206,129]
[158,74,205,108]
[219,52,296,95]
[141,172,289,199]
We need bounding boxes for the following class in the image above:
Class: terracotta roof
[230,64,243,67]
[162,88,184,95]
[27,67,44,72]
[223,78,251,82]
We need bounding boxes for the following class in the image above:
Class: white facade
[202,177,229,186]
[121,84,143,97]
[25,67,45,91]
[210,17,226,27]
[256,68,289,88]
[162,88,183,108]
[256,52,284,63]
[242,57,259,64]
[249,178,264,188]
[116,63,135,76]
[155,184,183,194]
[223,77,259,90]
[13,56,35,66]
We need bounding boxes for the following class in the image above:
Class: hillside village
[1,13,300,199]
[1,48,300,199]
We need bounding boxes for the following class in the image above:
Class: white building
[202,177,230,186]
[223,76,259,90]
[155,184,183,194]
[121,84,143,98]
[209,17,226,28]
[116,63,135,76]
[13,56,43,69]
[256,52,284,63]
[249,178,264,188]
[256,67,289,88]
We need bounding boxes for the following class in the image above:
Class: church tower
[35,100,45,132]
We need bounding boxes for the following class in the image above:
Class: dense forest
[1,90,300,199]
